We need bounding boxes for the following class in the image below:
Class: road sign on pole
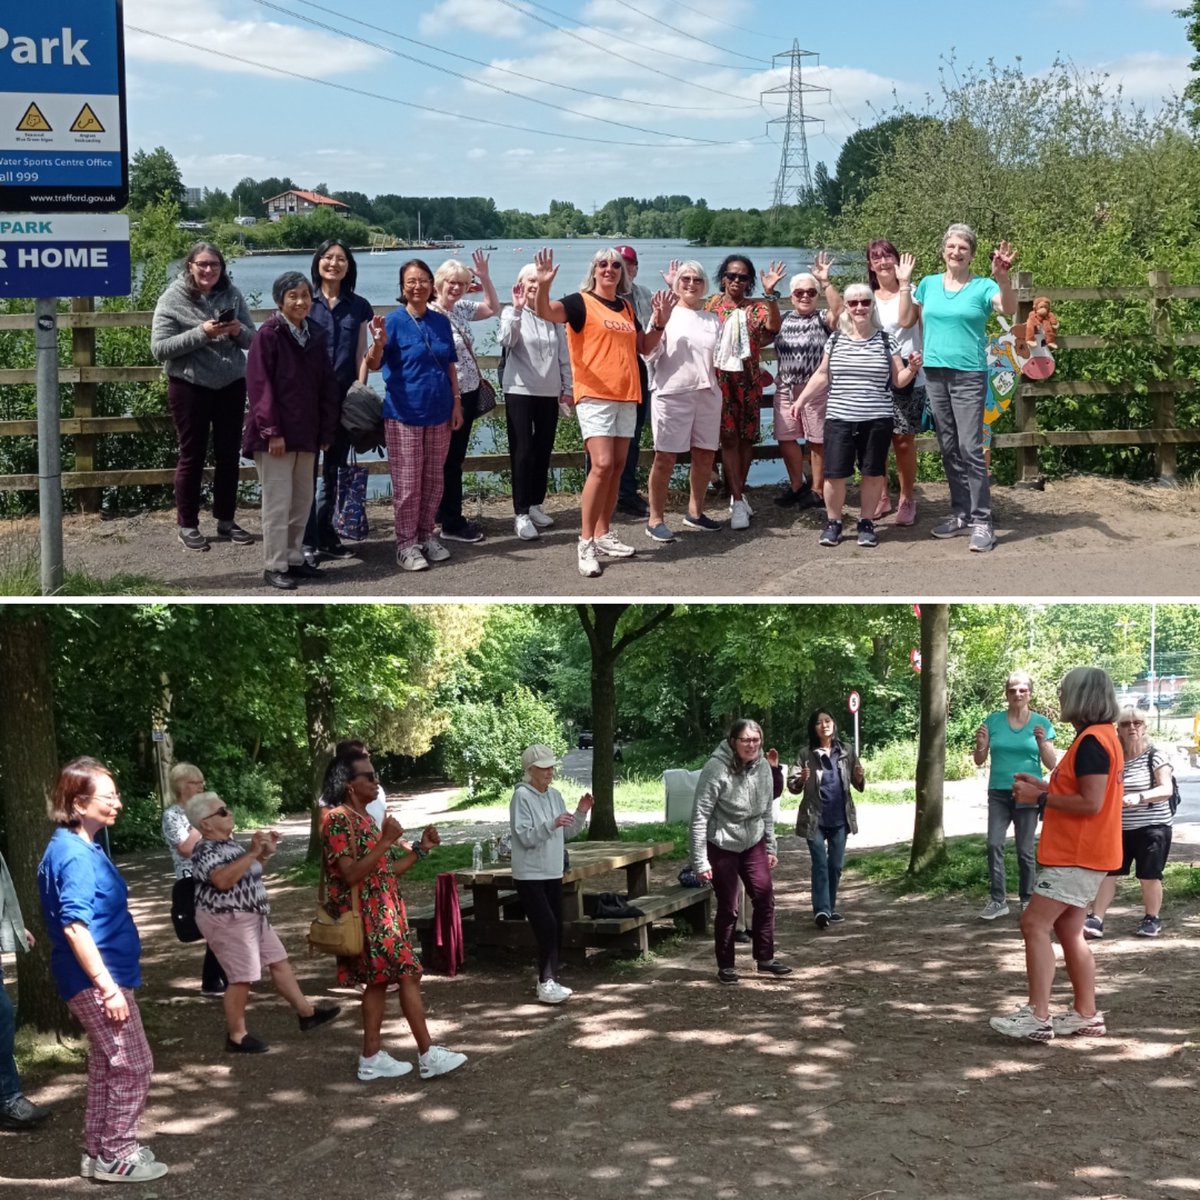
[0,0,129,212]
[848,690,861,756]
[0,213,130,297]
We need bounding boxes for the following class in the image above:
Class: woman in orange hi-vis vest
[990,666,1123,1043]
[532,247,676,579]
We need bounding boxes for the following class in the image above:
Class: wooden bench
[565,884,711,955]
[407,889,519,961]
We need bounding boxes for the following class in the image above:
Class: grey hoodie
[150,273,256,389]
[509,782,587,881]
[690,740,779,873]
[499,305,572,397]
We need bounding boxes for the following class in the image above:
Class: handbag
[476,377,497,416]
[332,451,369,542]
[170,875,202,943]
[308,809,363,957]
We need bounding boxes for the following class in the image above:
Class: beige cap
[522,744,558,770]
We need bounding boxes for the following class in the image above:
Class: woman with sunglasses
[704,256,787,531]
[1084,705,1175,941]
[532,247,674,578]
[866,239,925,525]
[772,255,840,509]
[788,710,865,928]
[642,260,724,541]
[789,283,921,548]
[187,792,340,1053]
[320,751,468,1081]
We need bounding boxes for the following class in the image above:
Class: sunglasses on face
[845,299,873,308]
[723,272,751,283]
[352,770,378,782]
[1118,721,1144,728]
[792,288,818,298]
[596,260,622,270]
[678,275,704,285]
[206,805,230,819]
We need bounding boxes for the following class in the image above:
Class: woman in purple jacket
[243,271,340,591]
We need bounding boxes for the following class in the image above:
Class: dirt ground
[6,473,1200,597]
[2,819,1198,1200]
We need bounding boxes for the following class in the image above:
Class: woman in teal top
[895,224,1016,553]
[973,670,1057,919]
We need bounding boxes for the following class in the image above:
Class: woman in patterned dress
[321,750,468,1082]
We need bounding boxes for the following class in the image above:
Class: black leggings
[506,394,559,514]
[515,878,564,983]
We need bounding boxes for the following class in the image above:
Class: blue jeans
[0,962,22,1104]
[924,366,991,526]
[807,825,848,915]
[986,789,1039,904]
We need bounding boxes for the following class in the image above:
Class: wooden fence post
[1012,270,1041,488]
[70,296,102,512]
[1149,269,1177,484]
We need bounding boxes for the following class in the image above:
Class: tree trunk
[0,610,73,1034]
[299,608,337,863]
[909,603,949,874]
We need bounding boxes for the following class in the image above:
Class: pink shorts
[195,909,288,983]
[652,388,722,453]
[774,382,826,445]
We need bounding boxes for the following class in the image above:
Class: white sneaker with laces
[1051,1009,1106,1038]
[82,1147,156,1180]
[358,1049,414,1081]
[92,1151,169,1183]
[419,1044,468,1078]
[420,536,451,563]
[594,530,635,558]
[528,504,554,528]
[730,499,750,531]
[536,980,569,1004]
[397,546,429,572]
[989,1003,1054,1042]
[577,538,601,577]
[514,514,539,540]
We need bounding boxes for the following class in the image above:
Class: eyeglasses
[792,288,818,298]
[205,805,230,819]
[723,272,751,283]
[735,736,762,744]
[351,770,378,782]
[868,252,896,262]
[845,299,873,308]
[320,255,349,265]
[192,261,221,271]
[678,275,704,285]
[1117,721,1144,728]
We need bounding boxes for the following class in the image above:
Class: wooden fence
[0,270,1197,511]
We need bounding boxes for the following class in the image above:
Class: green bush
[863,738,974,783]
[205,763,283,826]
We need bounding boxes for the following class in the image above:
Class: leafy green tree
[1180,1,1200,127]
[128,146,184,211]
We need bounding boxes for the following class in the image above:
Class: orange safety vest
[565,292,640,403]
[1037,722,1123,871]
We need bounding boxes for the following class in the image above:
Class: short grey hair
[1004,670,1033,695]
[837,282,880,335]
[943,223,978,256]
[1058,667,1119,728]
[672,259,709,295]
[184,791,224,828]
[272,270,310,307]
[788,271,819,293]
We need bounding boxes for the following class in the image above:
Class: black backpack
[340,380,385,453]
[1145,745,1181,816]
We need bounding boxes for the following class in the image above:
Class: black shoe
[317,539,355,560]
[814,911,831,929]
[857,518,878,548]
[717,967,740,985]
[0,1095,52,1129]
[796,488,823,510]
[298,1004,341,1033]
[774,484,813,509]
[302,547,320,570]
[828,912,845,923]
[225,1033,269,1054]
[440,520,485,544]
[819,520,842,547]
[263,570,297,591]
[178,527,210,552]
[733,929,752,945]
[617,494,650,518]
[287,561,325,580]
[756,960,793,976]
[215,522,253,545]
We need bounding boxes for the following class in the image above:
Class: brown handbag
[307,807,364,957]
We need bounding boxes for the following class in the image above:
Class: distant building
[182,186,203,207]
[264,189,350,221]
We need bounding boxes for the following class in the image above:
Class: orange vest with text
[565,292,640,403]
[1037,722,1123,871]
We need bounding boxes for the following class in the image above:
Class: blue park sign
[0,214,131,298]
[0,0,129,212]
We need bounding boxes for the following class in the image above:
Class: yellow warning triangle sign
[17,102,52,132]
[71,104,104,133]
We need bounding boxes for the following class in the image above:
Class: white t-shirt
[646,305,722,397]
[873,292,925,388]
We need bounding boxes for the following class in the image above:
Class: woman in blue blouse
[896,224,1016,553]
[367,259,463,573]
[37,758,168,1183]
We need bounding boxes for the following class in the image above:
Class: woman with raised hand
[643,260,724,541]
[866,240,925,526]
[897,225,1016,552]
[704,255,786,531]
[991,667,1122,1042]
[789,283,921,549]
[366,259,463,573]
[531,246,673,578]
[151,241,256,552]
[500,263,572,542]
[187,791,340,1054]
[37,758,168,1183]
[321,750,468,1082]
[431,250,501,545]
[771,254,840,510]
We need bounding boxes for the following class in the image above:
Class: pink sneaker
[874,490,893,519]
[895,497,917,526]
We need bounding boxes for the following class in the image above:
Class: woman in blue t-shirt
[973,670,1057,920]
[895,224,1016,553]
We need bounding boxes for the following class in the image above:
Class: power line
[127,25,767,149]
[604,0,769,66]
[662,0,782,42]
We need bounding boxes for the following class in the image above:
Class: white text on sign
[0,246,110,268]
[0,27,91,66]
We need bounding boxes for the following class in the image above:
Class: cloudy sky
[122,0,1192,212]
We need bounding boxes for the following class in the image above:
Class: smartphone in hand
[216,307,236,323]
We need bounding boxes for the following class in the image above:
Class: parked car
[234,216,258,226]
[577,730,593,749]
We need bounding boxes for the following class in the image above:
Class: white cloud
[1089,51,1189,101]
[419,0,531,37]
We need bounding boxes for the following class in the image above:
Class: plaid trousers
[66,988,154,1162]
[385,418,451,551]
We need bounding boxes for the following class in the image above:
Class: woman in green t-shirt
[973,670,1057,919]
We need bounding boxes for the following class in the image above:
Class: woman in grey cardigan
[151,242,256,552]
[691,720,790,984]
[510,744,592,1004]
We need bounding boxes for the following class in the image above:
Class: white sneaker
[989,1003,1054,1042]
[594,530,635,558]
[536,980,569,1004]
[979,899,1010,920]
[358,1049,414,1081]
[397,546,429,572]
[515,513,539,540]
[419,1044,467,1078]
[1051,1009,1106,1038]
[92,1150,169,1182]
[730,495,754,517]
[82,1147,156,1180]
[577,538,601,577]
[528,504,554,528]
[730,499,750,531]
[420,536,451,563]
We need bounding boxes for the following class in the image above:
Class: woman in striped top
[788,283,921,548]
[1084,705,1175,940]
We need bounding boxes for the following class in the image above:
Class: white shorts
[1032,865,1107,909]
[576,397,638,441]
[652,389,722,453]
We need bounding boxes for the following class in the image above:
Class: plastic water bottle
[472,841,483,871]
[488,837,498,863]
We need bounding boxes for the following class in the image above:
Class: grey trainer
[968,523,997,553]
[930,515,970,539]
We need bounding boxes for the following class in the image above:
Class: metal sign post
[848,690,861,757]
[34,299,63,592]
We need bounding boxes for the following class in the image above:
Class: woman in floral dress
[321,749,467,1083]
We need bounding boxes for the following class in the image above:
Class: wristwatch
[762,289,781,300]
